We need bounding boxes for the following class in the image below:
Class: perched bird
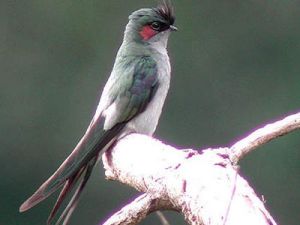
[20,1,176,224]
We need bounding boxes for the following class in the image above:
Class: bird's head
[124,1,177,48]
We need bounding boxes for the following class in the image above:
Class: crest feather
[155,0,175,25]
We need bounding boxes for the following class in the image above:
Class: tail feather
[19,116,126,224]
[54,156,97,225]
[47,168,84,224]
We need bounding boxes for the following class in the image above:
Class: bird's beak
[170,25,178,31]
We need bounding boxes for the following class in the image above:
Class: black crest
[155,0,175,25]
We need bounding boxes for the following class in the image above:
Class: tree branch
[101,112,300,225]
[230,112,300,164]
[102,194,170,225]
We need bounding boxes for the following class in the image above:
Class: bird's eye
[150,22,161,31]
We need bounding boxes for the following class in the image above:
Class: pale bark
[101,112,300,225]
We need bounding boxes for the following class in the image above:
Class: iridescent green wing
[104,55,159,128]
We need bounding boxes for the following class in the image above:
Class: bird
[19,1,177,224]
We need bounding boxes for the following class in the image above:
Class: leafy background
[0,0,299,224]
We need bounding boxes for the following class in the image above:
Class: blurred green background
[1,0,299,224]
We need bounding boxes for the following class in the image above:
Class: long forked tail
[50,157,97,225]
[19,117,126,224]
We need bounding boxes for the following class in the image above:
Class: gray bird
[20,1,177,224]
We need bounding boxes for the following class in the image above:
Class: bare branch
[102,135,277,225]
[230,112,300,164]
[101,112,300,224]
[103,194,163,225]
